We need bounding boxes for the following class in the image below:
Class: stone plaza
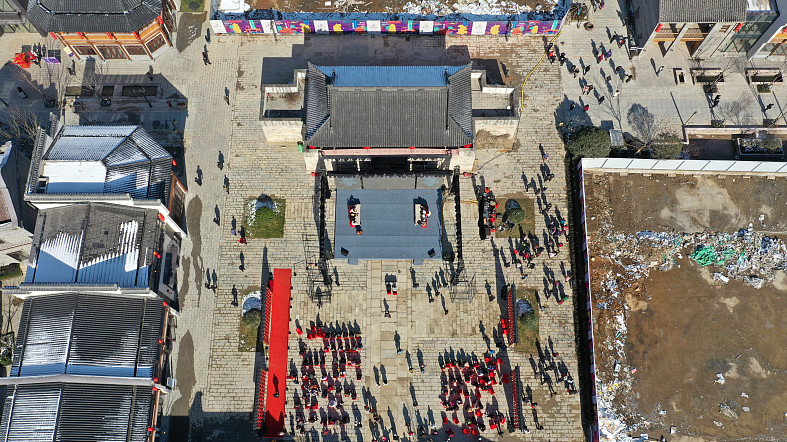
[0,14,583,442]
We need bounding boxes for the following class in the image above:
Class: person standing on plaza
[598,96,605,104]
[583,104,590,112]
[584,65,591,75]
[202,50,211,65]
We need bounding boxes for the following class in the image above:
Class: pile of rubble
[593,225,787,440]
[598,227,787,288]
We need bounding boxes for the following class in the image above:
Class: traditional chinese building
[27,0,178,60]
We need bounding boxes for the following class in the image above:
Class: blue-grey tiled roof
[27,0,162,33]
[11,294,164,378]
[657,0,747,22]
[305,63,474,148]
[40,125,172,202]
[25,203,160,288]
[0,383,154,442]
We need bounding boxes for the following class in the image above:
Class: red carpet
[263,268,291,437]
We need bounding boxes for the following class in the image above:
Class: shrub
[650,134,684,159]
[242,309,261,327]
[506,207,525,224]
[567,126,611,158]
[762,135,783,152]
[239,309,262,352]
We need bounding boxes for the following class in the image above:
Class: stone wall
[260,119,303,144]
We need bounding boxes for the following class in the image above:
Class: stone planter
[735,137,784,160]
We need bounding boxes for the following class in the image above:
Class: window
[124,45,146,56]
[73,45,96,56]
[145,35,166,53]
[97,45,126,59]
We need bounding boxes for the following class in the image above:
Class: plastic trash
[715,373,726,385]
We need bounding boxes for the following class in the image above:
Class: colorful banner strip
[210,19,561,36]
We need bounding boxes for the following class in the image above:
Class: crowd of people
[290,324,364,435]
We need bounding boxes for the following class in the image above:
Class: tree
[761,134,782,152]
[506,208,525,224]
[649,134,684,159]
[567,126,611,158]
[626,104,678,155]
[0,104,43,154]
[717,92,755,127]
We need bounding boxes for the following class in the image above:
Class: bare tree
[0,104,43,153]
[11,66,57,107]
[42,61,72,108]
[597,80,624,129]
[717,91,756,128]
[626,104,679,154]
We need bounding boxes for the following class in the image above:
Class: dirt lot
[585,172,787,441]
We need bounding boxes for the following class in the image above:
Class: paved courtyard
[557,1,787,139]
[0,26,586,442]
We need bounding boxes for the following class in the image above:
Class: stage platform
[334,188,443,262]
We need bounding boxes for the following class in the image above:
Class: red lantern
[734,23,743,32]
[157,213,166,222]
[655,23,663,32]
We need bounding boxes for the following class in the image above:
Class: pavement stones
[0,30,585,441]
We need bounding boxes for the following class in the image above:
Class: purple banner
[211,18,561,35]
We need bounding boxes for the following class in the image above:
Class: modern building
[261,63,519,173]
[26,0,178,60]
[0,382,162,441]
[0,293,175,442]
[26,123,185,232]
[9,202,182,309]
[631,0,787,59]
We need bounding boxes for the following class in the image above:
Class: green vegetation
[567,126,611,158]
[245,197,286,238]
[0,263,22,281]
[649,134,684,159]
[0,349,11,366]
[494,196,535,238]
[514,288,540,354]
[739,134,784,153]
[506,207,525,224]
[183,0,204,12]
[762,135,783,151]
[238,309,261,352]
